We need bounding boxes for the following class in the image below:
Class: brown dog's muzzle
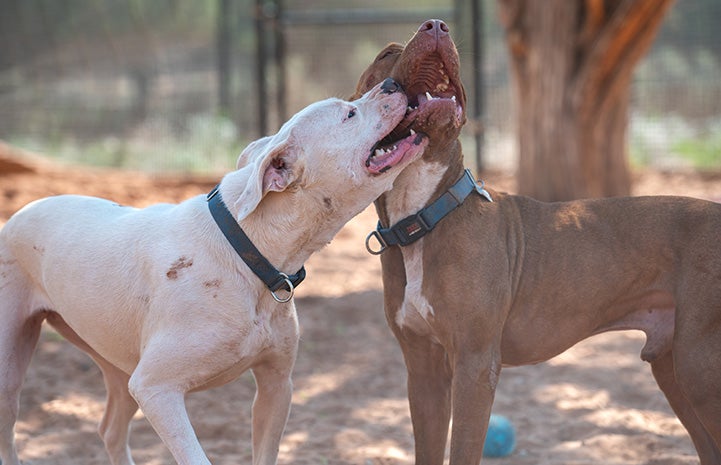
[355,19,466,151]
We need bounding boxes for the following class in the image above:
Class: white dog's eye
[346,108,357,119]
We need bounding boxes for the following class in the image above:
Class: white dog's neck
[217,177,350,275]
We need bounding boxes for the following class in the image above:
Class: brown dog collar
[365,168,492,255]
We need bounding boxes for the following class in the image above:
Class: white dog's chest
[192,308,299,390]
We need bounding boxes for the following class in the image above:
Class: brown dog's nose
[419,19,449,38]
[380,77,401,94]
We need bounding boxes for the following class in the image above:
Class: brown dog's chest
[394,242,439,339]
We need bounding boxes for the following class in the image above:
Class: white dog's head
[231,78,429,221]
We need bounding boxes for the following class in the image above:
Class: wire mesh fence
[0,0,718,174]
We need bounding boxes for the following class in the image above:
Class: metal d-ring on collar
[365,168,493,255]
[207,185,306,303]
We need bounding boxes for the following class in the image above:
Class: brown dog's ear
[350,43,404,100]
[233,134,299,221]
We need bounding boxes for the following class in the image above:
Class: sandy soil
[2,161,720,465]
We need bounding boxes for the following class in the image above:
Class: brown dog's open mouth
[365,131,428,175]
[393,53,463,140]
[361,49,461,174]
[405,53,458,105]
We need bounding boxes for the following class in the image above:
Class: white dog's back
[1,194,227,371]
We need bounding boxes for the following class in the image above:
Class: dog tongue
[366,133,426,175]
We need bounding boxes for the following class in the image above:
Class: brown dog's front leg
[402,336,452,465]
[448,349,501,465]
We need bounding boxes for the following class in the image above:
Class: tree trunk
[498,0,675,201]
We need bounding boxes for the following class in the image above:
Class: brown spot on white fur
[203,279,221,288]
[166,256,193,280]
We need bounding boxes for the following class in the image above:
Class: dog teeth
[373,146,397,159]
[410,129,416,135]
[451,95,456,102]
[425,91,433,101]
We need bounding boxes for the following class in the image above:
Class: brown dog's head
[352,19,466,158]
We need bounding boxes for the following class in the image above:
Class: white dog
[0,78,428,465]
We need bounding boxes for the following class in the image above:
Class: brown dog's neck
[374,139,466,227]
[428,138,467,198]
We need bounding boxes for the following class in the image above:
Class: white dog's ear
[236,136,272,169]
[234,137,299,221]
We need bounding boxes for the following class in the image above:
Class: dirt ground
[2,161,721,465]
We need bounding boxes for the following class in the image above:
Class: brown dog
[353,19,721,465]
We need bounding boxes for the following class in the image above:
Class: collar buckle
[392,211,431,245]
[366,168,491,254]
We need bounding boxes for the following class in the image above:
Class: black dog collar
[207,185,306,303]
[365,168,492,255]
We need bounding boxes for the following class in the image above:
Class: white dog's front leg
[251,363,293,465]
[128,371,211,465]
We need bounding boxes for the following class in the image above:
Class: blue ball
[483,414,516,458]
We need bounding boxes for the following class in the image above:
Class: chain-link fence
[0,0,718,173]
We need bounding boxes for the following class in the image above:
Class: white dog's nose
[380,77,401,94]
